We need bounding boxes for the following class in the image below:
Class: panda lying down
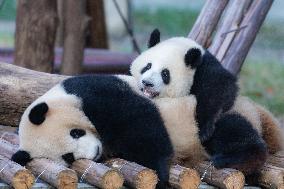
[12,74,282,188]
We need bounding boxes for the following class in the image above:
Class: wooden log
[14,0,57,73]
[0,155,35,189]
[27,159,78,189]
[0,139,19,159]
[72,159,123,189]
[86,0,108,49]
[60,0,89,75]
[194,161,245,189]
[221,0,274,74]
[188,0,229,47]
[209,0,253,60]
[0,62,67,126]
[257,163,284,189]
[105,158,158,189]
[169,164,201,189]
[0,130,19,145]
[0,139,78,189]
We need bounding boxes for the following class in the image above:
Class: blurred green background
[0,0,283,117]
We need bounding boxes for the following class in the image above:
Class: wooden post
[14,0,57,73]
[188,0,229,47]
[221,0,274,74]
[60,0,89,75]
[86,0,108,49]
[0,155,35,189]
[209,0,253,60]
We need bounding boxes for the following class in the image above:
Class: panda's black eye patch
[70,129,86,139]
[141,63,152,74]
[161,69,170,85]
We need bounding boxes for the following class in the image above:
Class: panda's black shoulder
[190,50,238,112]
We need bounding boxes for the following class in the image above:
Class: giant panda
[131,29,239,144]
[12,74,175,189]
[130,30,284,175]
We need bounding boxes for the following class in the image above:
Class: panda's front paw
[199,124,215,144]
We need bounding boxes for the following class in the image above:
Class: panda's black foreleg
[204,113,268,175]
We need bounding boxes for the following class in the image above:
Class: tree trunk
[86,0,108,49]
[14,0,58,73]
[60,0,89,75]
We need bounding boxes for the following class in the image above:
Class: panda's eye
[141,63,152,74]
[70,129,86,139]
[161,69,170,85]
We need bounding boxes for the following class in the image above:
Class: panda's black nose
[142,80,154,87]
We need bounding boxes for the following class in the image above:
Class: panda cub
[130,30,284,175]
[12,75,174,189]
[131,29,238,143]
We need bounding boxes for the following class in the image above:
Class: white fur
[19,84,102,165]
[154,96,209,165]
[130,37,204,98]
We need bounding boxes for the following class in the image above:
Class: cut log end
[135,169,157,189]
[12,169,35,189]
[101,170,124,189]
[105,158,158,189]
[223,170,245,189]
[57,169,78,189]
[170,164,200,189]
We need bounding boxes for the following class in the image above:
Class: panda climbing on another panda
[130,29,284,175]
[131,29,239,144]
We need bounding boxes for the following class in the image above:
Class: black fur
[184,48,202,68]
[189,50,238,143]
[161,69,170,85]
[62,153,76,164]
[63,75,173,188]
[70,129,86,139]
[11,150,32,166]
[148,29,160,48]
[141,63,152,74]
[204,113,267,175]
[28,102,49,125]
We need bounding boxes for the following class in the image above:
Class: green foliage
[240,62,284,116]
[0,0,16,20]
[134,8,199,37]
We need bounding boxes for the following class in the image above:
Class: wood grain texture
[72,159,123,189]
[195,161,245,189]
[188,0,229,47]
[60,0,89,75]
[221,0,274,74]
[0,155,35,189]
[14,0,57,73]
[0,139,78,189]
[209,0,253,59]
[0,62,67,126]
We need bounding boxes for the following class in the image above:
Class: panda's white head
[12,84,102,166]
[130,29,205,98]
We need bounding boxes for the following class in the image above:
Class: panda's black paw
[198,125,215,144]
[11,150,32,166]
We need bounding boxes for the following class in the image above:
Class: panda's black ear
[28,102,49,125]
[184,48,202,68]
[148,29,160,48]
